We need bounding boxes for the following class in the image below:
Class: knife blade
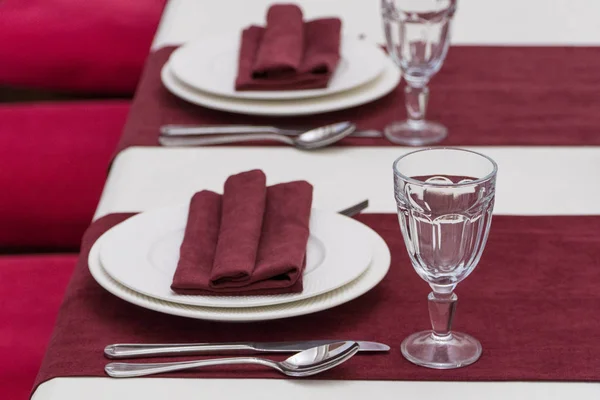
[104,340,389,359]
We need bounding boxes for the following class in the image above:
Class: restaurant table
[32,0,600,399]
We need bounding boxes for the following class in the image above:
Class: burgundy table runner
[115,45,600,154]
[34,213,600,394]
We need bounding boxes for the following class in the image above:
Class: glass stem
[405,85,429,124]
[428,291,457,339]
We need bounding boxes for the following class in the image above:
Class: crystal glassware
[381,0,457,146]
[393,148,498,369]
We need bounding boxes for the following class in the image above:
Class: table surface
[34,0,600,398]
[152,0,600,48]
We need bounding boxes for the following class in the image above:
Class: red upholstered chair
[0,254,77,399]
[0,101,129,250]
[0,0,166,94]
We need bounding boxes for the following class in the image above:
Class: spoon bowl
[294,121,356,149]
[105,341,359,378]
[279,340,360,376]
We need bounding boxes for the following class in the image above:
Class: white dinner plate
[89,221,390,322]
[161,54,400,116]
[169,34,386,100]
[99,206,373,308]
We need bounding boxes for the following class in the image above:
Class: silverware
[105,341,359,378]
[160,124,382,138]
[158,121,356,149]
[104,339,388,359]
[338,200,369,218]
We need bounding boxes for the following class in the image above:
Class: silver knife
[160,124,382,138]
[104,340,389,359]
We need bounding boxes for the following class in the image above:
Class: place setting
[89,148,499,376]
[155,1,459,148]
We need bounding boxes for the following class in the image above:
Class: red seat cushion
[0,101,129,250]
[0,254,77,399]
[0,0,166,94]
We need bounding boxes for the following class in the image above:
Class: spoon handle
[158,133,294,147]
[105,357,274,378]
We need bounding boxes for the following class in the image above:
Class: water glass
[381,0,457,145]
[393,148,497,369]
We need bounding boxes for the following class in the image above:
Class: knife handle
[158,133,295,147]
[104,343,256,359]
[160,125,297,136]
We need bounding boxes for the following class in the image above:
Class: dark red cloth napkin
[114,46,600,156]
[171,170,313,295]
[235,4,341,91]
[33,213,600,395]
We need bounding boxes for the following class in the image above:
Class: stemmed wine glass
[393,148,497,369]
[381,0,457,146]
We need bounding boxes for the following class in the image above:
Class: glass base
[401,331,482,369]
[384,120,447,146]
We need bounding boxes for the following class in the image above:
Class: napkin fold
[171,170,313,295]
[212,171,267,286]
[235,4,342,91]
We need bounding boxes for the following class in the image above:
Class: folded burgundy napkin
[235,4,342,91]
[171,170,313,295]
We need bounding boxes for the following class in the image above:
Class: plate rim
[98,206,374,308]
[169,34,387,100]
[88,221,390,322]
[161,54,401,116]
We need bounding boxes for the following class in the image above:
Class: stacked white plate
[89,204,391,322]
[161,33,401,116]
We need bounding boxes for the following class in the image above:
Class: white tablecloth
[152,0,600,48]
[33,0,600,398]
[95,146,600,218]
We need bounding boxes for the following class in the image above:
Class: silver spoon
[105,341,359,378]
[158,121,356,150]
